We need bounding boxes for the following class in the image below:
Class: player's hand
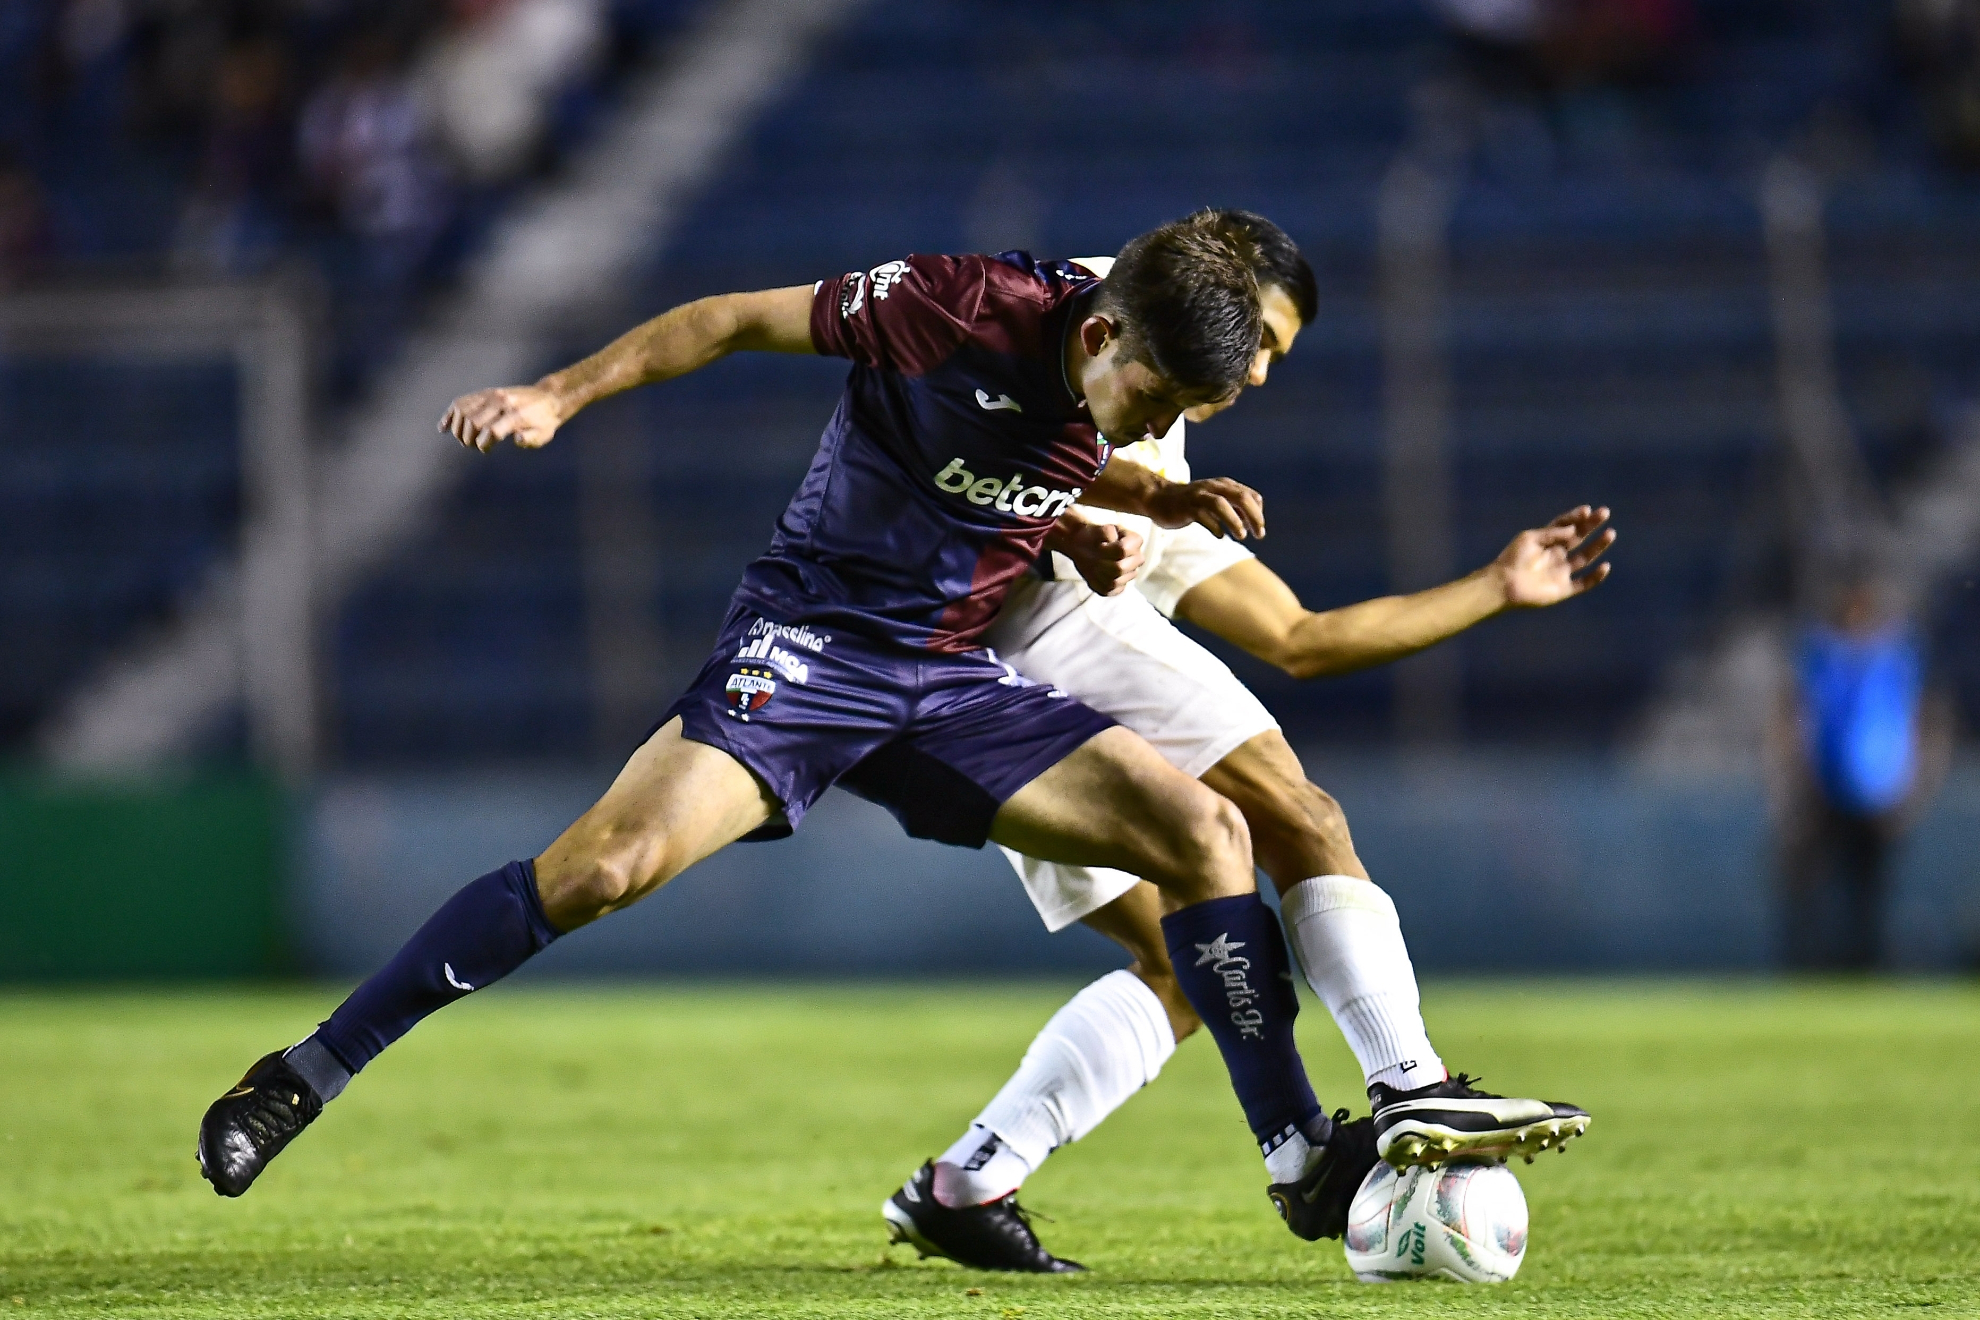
[1059,521,1146,596]
[1494,505,1615,608]
[439,386,565,453]
[1146,477,1266,540]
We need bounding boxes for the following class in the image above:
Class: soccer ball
[1342,1161,1528,1283]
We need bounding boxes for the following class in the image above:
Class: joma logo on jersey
[724,667,777,720]
[933,458,1081,518]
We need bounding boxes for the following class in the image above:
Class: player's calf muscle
[1251,781,1363,886]
[1200,733,1369,888]
[1079,887,1203,1040]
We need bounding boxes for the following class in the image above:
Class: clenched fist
[1055,520,1148,596]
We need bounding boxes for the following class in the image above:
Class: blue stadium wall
[297,753,1980,979]
[4,755,1973,981]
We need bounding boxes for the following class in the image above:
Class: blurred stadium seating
[323,0,1980,763]
[2,0,697,757]
[4,0,1979,974]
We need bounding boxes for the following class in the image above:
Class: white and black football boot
[1266,1109,1378,1241]
[197,1051,323,1196]
[1371,1072,1589,1168]
[882,1162,1085,1273]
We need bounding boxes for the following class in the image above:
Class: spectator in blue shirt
[1771,573,1954,969]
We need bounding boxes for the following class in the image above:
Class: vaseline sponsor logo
[932,457,1081,518]
[737,621,828,684]
[743,619,829,652]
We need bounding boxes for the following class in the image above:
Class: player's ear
[1077,314,1116,359]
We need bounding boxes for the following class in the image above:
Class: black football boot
[1266,1109,1378,1241]
[1371,1072,1589,1168]
[197,1051,324,1196]
[882,1162,1085,1273]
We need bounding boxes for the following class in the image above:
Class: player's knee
[538,828,664,925]
[1165,788,1253,898]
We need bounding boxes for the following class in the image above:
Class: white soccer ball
[1342,1160,1528,1283]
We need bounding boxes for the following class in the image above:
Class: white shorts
[984,574,1279,932]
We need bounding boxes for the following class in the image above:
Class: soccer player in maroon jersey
[883,214,1604,1273]
[196,215,1364,1239]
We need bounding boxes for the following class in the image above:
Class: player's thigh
[535,717,779,926]
[1199,729,1370,889]
[990,726,1253,905]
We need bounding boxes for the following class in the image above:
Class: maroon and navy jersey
[730,252,1109,653]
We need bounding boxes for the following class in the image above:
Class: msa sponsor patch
[735,620,825,685]
[724,666,777,720]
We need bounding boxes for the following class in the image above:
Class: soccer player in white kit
[883,214,1616,1272]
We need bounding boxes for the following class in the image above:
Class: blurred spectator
[1894,0,1980,168]
[0,147,55,287]
[3,0,658,379]
[1768,571,1956,970]
[299,27,452,260]
[173,33,294,274]
[124,0,225,148]
[1436,0,1547,49]
[420,0,606,186]
[1435,0,1695,92]
[299,24,454,372]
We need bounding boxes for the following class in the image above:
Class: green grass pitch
[3,980,1977,1317]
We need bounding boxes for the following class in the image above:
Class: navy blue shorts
[657,604,1116,847]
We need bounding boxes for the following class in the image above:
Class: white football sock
[933,1124,1033,1207]
[1263,1128,1319,1185]
[1281,875,1446,1093]
[933,969,1176,1207]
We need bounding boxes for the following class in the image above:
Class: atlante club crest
[724,666,777,720]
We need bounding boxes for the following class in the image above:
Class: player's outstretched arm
[439,285,816,453]
[1178,505,1615,680]
[1081,456,1267,541]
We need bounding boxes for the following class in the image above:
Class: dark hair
[1095,214,1262,398]
[1196,208,1317,324]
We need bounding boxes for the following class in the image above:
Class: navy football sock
[305,860,561,1088]
[1162,892,1326,1161]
